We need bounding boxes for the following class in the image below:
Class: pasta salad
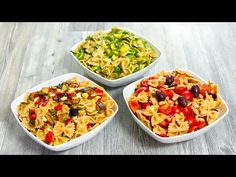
[17,77,115,146]
[128,69,223,137]
[71,27,158,80]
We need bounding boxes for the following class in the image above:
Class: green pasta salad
[71,27,158,80]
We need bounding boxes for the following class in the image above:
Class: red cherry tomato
[159,105,173,115]
[29,113,37,120]
[159,120,169,127]
[196,121,205,129]
[128,100,140,113]
[140,102,150,109]
[45,131,54,143]
[29,109,37,120]
[200,84,211,97]
[185,116,197,127]
[65,118,73,125]
[181,106,193,117]
[54,104,63,111]
[94,88,104,96]
[174,86,187,95]
[172,105,181,114]
[181,91,194,101]
[159,88,174,99]
[29,109,35,114]
[140,79,149,87]
[188,125,198,133]
[135,87,149,94]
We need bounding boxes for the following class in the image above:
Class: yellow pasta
[17,77,116,146]
[153,125,167,135]
[128,69,223,137]
[63,123,75,138]
[53,122,64,136]
[167,119,189,137]
[36,129,45,141]
[53,136,69,146]
[137,91,148,103]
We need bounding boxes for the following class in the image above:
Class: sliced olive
[96,102,106,110]
[165,75,174,85]
[69,108,78,116]
[79,87,92,93]
[178,96,188,107]
[156,91,166,102]
[212,94,217,100]
[56,83,63,89]
[190,85,200,98]
[29,120,35,126]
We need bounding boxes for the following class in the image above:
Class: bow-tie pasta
[128,69,223,137]
[17,77,116,146]
[71,27,158,80]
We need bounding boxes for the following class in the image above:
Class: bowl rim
[11,73,119,150]
[69,27,162,83]
[123,68,229,141]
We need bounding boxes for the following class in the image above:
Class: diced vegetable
[54,104,63,111]
[128,100,140,113]
[45,131,54,144]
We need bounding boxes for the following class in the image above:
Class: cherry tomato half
[128,100,140,113]
[94,88,104,96]
[135,87,149,94]
[159,120,169,127]
[174,86,187,95]
[185,116,197,127]
[172,105,181,114]
[181,106,193,117]
[200,84,211,97]
[140,79,149,87]
[159,88,174,99]
[54,104,63,111]
[45,131,54,144]
[181,91,194,101]
[140,102,150,109]
[159,105,173,115]
[188,125,199,133]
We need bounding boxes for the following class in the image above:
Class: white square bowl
[11,73,119,151]
[123,69,229,143]
[70,28,161,87]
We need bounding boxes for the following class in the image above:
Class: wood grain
[0,22,235,154]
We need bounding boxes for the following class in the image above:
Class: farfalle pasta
[128,69,223,137]
[17,77,116,146]
[71,27,158,80]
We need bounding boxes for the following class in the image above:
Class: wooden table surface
[0,22,235,154]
